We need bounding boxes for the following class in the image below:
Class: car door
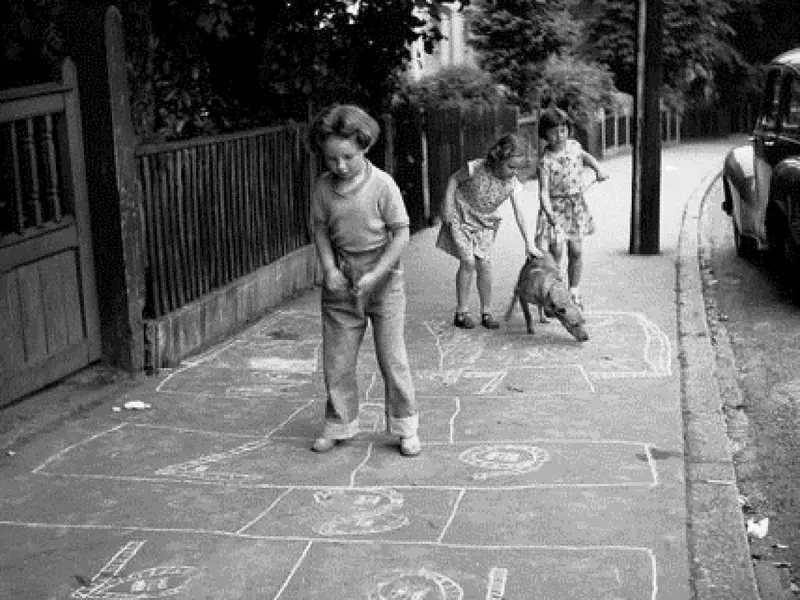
[754,68,783,204]
[774,72,800,242]
[774,70,800,170]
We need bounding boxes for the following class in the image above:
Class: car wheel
[766,203,800,300]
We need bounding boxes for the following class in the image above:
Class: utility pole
[630,0,663,255]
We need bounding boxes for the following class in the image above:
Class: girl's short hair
[485,133,526,170]
[537,107,571,139]
[309,104,380,153]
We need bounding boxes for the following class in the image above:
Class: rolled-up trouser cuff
[388,413,419,438]
[322,418,361,440]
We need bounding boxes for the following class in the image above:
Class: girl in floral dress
[436,134,542,329]
[535,107,608,309]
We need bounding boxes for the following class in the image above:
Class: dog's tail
[504,290,518,322]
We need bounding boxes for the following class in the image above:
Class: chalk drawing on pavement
[71,540,200,599]
[152,310,322,397]
[369,568,464,600]
[459,444,550,481]
[585,311,672,378]
[312,488,409,536]
[486,567,508,600]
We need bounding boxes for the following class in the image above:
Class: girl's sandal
[453,312,476,329]
[481,313,500,330]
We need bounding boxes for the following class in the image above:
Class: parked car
[723,47,800,283]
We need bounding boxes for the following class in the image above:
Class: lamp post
[630,0,663,255]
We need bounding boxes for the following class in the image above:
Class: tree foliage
[467,0,581,111]
[126,0,456,140]
[579,0,749,102]
[393,65,508,109]
[537,54,623,125]
[2,0,459,141]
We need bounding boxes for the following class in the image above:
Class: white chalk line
[637,312,673,376]
[272,539,313,600]
[32,471,659,490]
[31,423,128,474]
[643,444,661,487]
[577,363,596,394]
[649,549,659,600]
[364,372,378,403]
[349,443,373,488]
[155,338,241,393]
[449,397,461,444]
[94,539,145,580]
[125,423,262,438]
[486,566,508,600]
[236,487,295,535]
[153,400,314,476]
[33,427,659,490]
[0,520,656,554]
[437,489,466,543]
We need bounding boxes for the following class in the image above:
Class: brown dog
[504,253,589,342]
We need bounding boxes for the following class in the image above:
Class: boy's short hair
[309,104,380,153]
[537,107,571,139]
[485,133,527,170]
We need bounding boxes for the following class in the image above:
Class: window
[782,75,800,128]
[760,69,782,130]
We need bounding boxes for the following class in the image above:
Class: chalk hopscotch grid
[32,423,661,490]
[0,519,659,600]
[26,422,663,592]
[20,307,672,599]
[145,309,671,404]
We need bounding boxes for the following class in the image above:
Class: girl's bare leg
[567,238,583,289]
[549,240,564,276]
[475,256,493,314]
[456,258,475,313]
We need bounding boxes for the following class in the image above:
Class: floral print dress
[436,159,522,260]
[536,139,595,244]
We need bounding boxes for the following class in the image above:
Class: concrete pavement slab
[0,140,759,598]
[0,528,309,599]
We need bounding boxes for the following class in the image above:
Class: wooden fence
[137,124,314,318]
[136,105,519,319]
[425,105,519,219]
[138,100,751,322]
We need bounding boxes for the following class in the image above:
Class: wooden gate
[0,60,101,406]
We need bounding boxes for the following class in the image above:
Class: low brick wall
[144,245,320,371]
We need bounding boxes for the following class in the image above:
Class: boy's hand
[352,270,380,298]
[324,268,348,292]
[596,170,610,182]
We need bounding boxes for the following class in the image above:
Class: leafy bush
[536,53,623,125]
[393,65,508,109]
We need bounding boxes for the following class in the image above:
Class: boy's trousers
[320,248,418,440]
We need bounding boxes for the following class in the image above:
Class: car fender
[724,145,755,183]
[723,145,763,245]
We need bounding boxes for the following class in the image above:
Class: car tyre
[766,203,800,301]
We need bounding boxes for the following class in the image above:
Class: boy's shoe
[453,312,476,329]
[311,437,337,453]
[400,435,422,457]
[481,313,500,329]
